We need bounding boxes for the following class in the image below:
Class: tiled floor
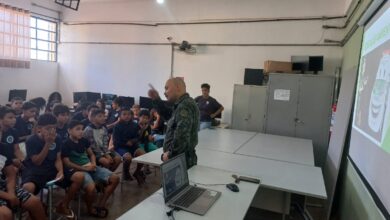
[45,165,330,220]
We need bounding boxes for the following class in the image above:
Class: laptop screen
[161,154,189,202]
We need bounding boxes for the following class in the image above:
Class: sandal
[89,207,109,218]
[55,205,76,220]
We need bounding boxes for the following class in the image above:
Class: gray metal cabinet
[265,73,334,167]
[231,84,268,132]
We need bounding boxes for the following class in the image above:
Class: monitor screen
[119,96,135,109]
[309,56,324,72]
[139,96,153,110]
[291,56,309,73]
[102,93,117,101]
[161,154,188,202]
[244,68,263,86]
[73,92,101,103]
[8,89,27,101]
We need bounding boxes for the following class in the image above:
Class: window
[0,4,30,68]
[30,17,57,62]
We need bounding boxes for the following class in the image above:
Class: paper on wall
[274,89,290,101]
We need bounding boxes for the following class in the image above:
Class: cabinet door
[265,74,300,137]
[247,86,268,132]
[295,75,334,166]
[231,85,251,131]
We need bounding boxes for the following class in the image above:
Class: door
[247,85,268,132]
[265,73,300,137]
[231,85,251,131]
[295,75,334,166]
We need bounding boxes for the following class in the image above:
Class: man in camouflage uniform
[148,77,199,168]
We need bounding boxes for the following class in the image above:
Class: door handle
[294,118,304,125]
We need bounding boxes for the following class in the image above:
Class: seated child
[14,102,38,142]
[83,109,121,172]
[81,104,99,128]
[0,107,25,167]
[71,102,89,122]
[0,145,46,220]
[21,113,84,219]
[62,120,119,218]
[138,110,158,175]
[138,110,158,154]
[150,108,165,148]
[29,97,46,116]
[131,104,141,123]
[9,97,23,116]
[113,109,145,183]
[106,98,122,132]
[53,104,70,143]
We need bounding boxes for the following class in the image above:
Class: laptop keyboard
[173,187,206,208]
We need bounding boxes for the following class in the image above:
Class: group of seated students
[0,92,165,219]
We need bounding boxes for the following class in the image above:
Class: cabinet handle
[294,118,304,124]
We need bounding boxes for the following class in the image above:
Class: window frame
[30,16,58,62]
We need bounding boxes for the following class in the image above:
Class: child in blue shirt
[113,109,145,183]
[0,107,46,220]
[106,98,122,133]
[14,101,37,142]
[9,97,23,116]
[0,107,24,171]
[21,113,84,219]
[53,104,70,143]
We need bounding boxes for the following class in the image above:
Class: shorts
[83,166,112,187]
[0,179,31,206]
[22,168,75,195]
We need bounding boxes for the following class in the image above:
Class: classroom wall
[59,0,346,123]
[0,0,61,104]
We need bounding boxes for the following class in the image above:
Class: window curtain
[0,3,30,68]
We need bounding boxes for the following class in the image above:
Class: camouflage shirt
[153,93,199,168]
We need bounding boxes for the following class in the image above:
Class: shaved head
[164,77,187,102]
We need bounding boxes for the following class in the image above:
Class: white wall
[0,61,58,104]
[58,43,171,103]
[59,0,346,123]
[0,0,60,105]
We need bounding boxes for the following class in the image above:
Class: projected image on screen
[353,9,390,153]
[350,1,390,215]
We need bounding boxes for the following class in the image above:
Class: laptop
[161,153,221,216]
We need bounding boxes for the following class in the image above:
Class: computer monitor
[139,96,153,110]
[244,68,264,86]
[8,89,27,101]
[119,96,135,109]
[102,93,117,101]
[291,56,309,73]
[73,92,101,103]
[102,93,117,106]
[309,56,324,74]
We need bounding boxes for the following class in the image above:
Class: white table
[197,128,256,153]
[235,133,315,166]
[118,165,259,220]
[133,148,326,199]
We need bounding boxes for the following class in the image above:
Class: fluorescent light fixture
[157,0,164,4]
